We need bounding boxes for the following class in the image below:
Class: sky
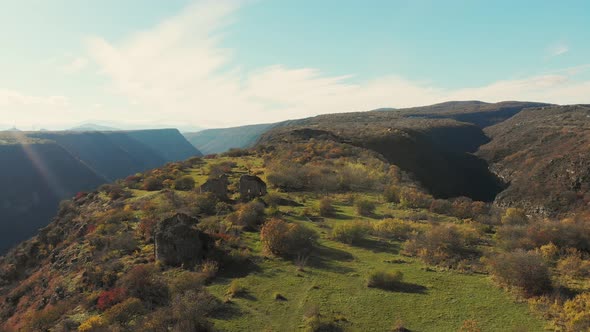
[0,0,589,130]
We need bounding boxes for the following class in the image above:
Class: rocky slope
[478,104,590,215]
[258,112,506,201]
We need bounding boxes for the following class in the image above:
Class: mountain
[257,101,547,201]
[477,104,590,215]
[69,123,120,131]
[184,101,549,155]
[0,129,201,253]
[184,122,282,154]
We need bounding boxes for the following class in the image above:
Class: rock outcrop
[239,175,267,201]
[154,213,211,268]
[200,175,229,199]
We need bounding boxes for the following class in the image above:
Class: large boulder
[239,175,267,201]
[200,175,229,200]
[154,213,211,268]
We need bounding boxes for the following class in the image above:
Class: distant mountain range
[68,123,120,131]
[184,122,283,155]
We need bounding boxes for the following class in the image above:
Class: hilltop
[0,141,550,331]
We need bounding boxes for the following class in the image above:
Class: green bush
[226,279,246,298]
[194,192,218,215]
[318,197,336,217]
[104,297,145,324]
[174,176,195,191]
[354,198,376,216]
[261,218,317,256]
[488,250,552,297]
[331,221,369,245]
[372,218,422,240]
[399,187,432,209]
[233,201,266,230]
[367,270,404,290]
[403,224,477,267]
[501,208,528,225]
[383,185,401,203]
[143,177,164,191]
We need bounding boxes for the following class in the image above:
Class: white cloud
[81,0,590,128]
[548,42,569,57]
[3,0,589,130]
[63,56,88,73]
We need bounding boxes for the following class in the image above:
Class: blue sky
[1,0,589,130]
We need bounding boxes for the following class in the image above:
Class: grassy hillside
[0,143,563,331]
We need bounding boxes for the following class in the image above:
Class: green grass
[125,159,543,331]
[206,197,544,332]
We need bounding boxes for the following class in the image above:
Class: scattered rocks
[200,175,229,200]
[154,213,212,268]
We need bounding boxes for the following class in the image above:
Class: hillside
[0,129,202,254]
[185,101,548,155]
[184,123,281,155]
[0,145,551,331]
[478,104,590,215]
[258,114,504,201]
[0,142,105,253]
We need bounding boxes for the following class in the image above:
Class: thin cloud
[83,1,589,127]
[3,1,589,130]
[63,57,88,73]
[548,42,569,57]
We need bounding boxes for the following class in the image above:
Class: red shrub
[75,192,88,200]
[86,224,97,235]
[97,287,127,311]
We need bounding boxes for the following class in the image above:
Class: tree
[488,250,552,297]
[261,218,317,256]
[143,177,163,191]
[318,197,336,217]
[174,176,195,191]
[354,198,376,216]
[501,208,528,225]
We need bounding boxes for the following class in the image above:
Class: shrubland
[0,138,582,331]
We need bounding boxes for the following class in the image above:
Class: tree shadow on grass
[369,281,427,294]
[352,238,401,255]
[307,245,355,274]
[217,258,262,279]
[211,301,242,320]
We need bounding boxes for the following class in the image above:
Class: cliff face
[478,105,590,215]
[31,129,201,181]
[0,129,202,254]
[260,119,501,201]
[184,123,280,154]
[0,143,105,253]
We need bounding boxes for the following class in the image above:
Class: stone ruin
[239,175,267,201]
[154,213,211,268]
[200,174,229,200]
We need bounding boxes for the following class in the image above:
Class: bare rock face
[200,175,229,199]
[239,175,267,201]
[154,213,211,268]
